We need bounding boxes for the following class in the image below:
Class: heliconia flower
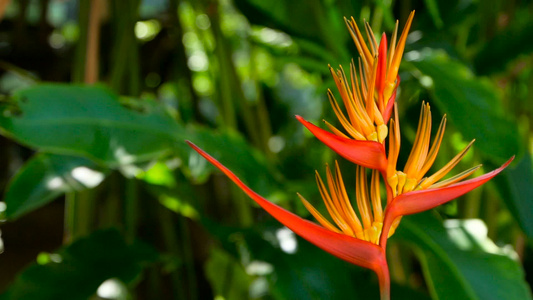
[378,102,514,248]
[187,141,392,300]
[297,12,414,169]
[298,161,384,244]
[345,11,414,123]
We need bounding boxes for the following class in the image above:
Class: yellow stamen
[396,171,407,195]
[316,171,355,236]
[356,166,373,230]
[330,67,359,126]
[323,120,350,139]
[298,193,342,233]
[386,105,401,178]
[327,90,366,140]
[370,170,383,223]
[326,164,357,232]
[350,59,364,105]
[345,17,373,71]
[419,139,476,189]
[404,102,431,178]
[418,115,447,180]
[333,161,365,238]
[364,21,378,57]
[365,59,379,123]
[387,20,399,72]
[428,165,482,189]
[386,11,415,85]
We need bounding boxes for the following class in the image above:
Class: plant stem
[84,0,102,84]
[124,179,138,243]
[376,261,391,300]
[158,205,187,299]
[179,214,198,300]
[72,0,90,83]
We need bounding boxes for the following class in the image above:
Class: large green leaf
[3,153,108,220]
[409,49,522,162]
[205,248,251,300]
[474,19,533,75]
[0,229,158,300]
[234,0,326,43]
[0,84,281,218]
[490,155,533,239]
[0,84,185,167]
[395,213,532,300]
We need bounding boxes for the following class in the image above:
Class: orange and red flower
[187,11,513,300]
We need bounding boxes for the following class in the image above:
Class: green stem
[64,192,76,243]
[462,180,482,218]
[72,0,91,83]
[376,261,391,300]
[250,45,274,157]
[208,9,237,129]
[110,0,140,94]
[484,188,499,240]
[124,179,138,243]
[158,205,187,299]
[371,5,384,34]
[207,1,262,148]
[64,190,95,242]
[388,243,407,284]
[101,172,122,228]
[179,214,198,300]
[127,0,141,96]
[233,185,253,227]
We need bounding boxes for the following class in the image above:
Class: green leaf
[0,229,158,300]
[205,248,251,300]
[474,19,533,75]
[3,153,108,220]
[0,84,280,197]
[0,84,281,219]
[0,84,185,167]
[234,0,324,42]
[422,0,444,28]
[409,49,522,162]
[185,126,281,196]
[395,213,532,300]
[490,155,533,239]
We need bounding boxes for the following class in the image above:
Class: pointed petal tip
[390,156,515,217]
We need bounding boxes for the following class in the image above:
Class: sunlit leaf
[422,0,444,28]
[395,213,532,300]
[409,49,522,162]
[491,155,533,239]
[205,248,251,300]
[474,19,533,75]
[4,153,108,220]
[0,84,185,167]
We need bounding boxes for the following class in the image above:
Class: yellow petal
[420,139,475,189]
[298,193,342,233]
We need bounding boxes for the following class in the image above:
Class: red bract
[187,141,392,300]
[379,157,514,248]
[296,115,388,171]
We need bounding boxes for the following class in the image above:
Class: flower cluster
[187,11,513,300]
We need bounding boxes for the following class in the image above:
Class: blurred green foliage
[0,0,531,299]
